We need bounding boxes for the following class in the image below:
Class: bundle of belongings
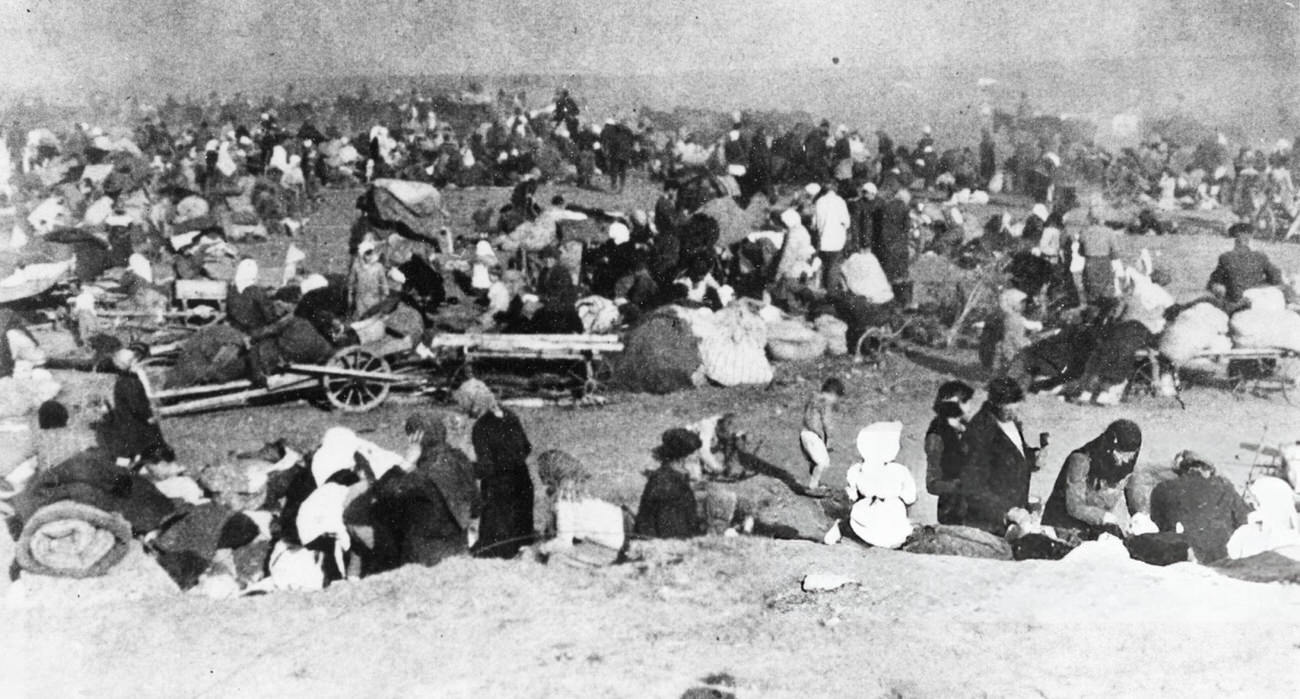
[1160,285,1300,382]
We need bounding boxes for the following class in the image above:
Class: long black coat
[471,410,535,558]
[958,405,1035,535]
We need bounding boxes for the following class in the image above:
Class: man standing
[958,378,1043,536]
[813,181,850,292]
[877,187,914,306]
[849,181,882,254]
[1207,224,1284,302]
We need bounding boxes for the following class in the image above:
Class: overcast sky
[2,0,1296,95]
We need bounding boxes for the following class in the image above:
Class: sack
[1242,286,1286,312]
[901,524,1013,560]
[700,304,772,386]
[1159,302,1231,365]
[814,315,849,356]
[766,318,827,361]
[1230,308,1300,353]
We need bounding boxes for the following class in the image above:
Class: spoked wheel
[322,346,392,413]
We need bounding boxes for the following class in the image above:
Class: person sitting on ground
[1207,224,1284,303]
[824,421,917,549]
[685,412,748,481]
[925,380,975,525]
[1041,419,1143,541]
[1147,450,1250,563]
[958,377,1044,536]
[368,412,480,571]
[801,377,846,497]
[536,449,628,564]
[634,428,703,539]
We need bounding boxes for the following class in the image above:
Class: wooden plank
[157,377,316,416]
[153,374,305,400]
[285,364,410,382]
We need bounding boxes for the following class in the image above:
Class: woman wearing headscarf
[633,428,702,539]
[102,345,172,467]
[1041,420,1143,539]
[959,377,1043,535]
[227,259,331,384]
[824,421,917,548]
[454,379,535,558]
[368,413,481,570]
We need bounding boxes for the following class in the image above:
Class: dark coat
[876,199,912,282]
[13,449,175,535]
[633,465,699,539]
[958,405,1035,535]
[471,409,535,558]
[1207,247,1283,302]
[1149,474,1249,563]
[104,370,169,461]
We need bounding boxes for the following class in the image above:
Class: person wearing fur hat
[958,377,1044,535]
[926,381,975,524]
[634,428,703,539]
[455,379,535,558]
[1041,420,1143,539]
[824,421,917,548]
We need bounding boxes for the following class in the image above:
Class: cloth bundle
[698,303,773,387]
[766,317,828,362]
[1159,302,1231,366]
[16,501,133,578]
[1230,307,1300,354]
[901,524,1013,560]
[814,315,849,356]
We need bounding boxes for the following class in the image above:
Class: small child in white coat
[824,421,917,549]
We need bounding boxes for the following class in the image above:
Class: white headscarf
[311,426,360,486]
[608,222,631,245]
[780,209,802,229]
[846,421,916,549]
[1031,203,1049,221]
[300,274,328,294]
[127,253,153,284]
[234,259,259,293]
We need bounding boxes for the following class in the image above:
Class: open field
[6,178,1300,698]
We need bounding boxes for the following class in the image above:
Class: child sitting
[824,421,917,548]
[535,450,627,565]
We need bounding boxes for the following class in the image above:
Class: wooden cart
[138,343,421,417]
[427,333,624,396]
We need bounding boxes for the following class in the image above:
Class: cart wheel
[322,347,391,413]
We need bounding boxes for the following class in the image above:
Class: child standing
[800,378,845,497]
[925,380,975,524]
[349,239,389,319]
[992,287,1042,378]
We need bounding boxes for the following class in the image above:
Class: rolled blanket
[17,501,133,578]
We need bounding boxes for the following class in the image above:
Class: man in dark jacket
[600,119,636,193]
[958,377,1042,535]
[1206,225,1283,302]
[802,121,832,181]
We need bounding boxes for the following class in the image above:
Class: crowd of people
[1,82,1299,594]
